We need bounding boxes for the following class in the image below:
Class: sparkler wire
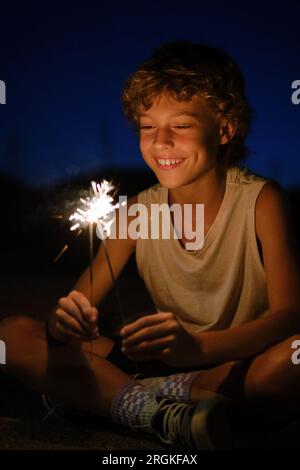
[89,222,94,361]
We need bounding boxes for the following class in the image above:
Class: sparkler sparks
[53,229,82,263]
[69,180,119,237]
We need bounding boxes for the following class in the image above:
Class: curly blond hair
[121,40,252,168]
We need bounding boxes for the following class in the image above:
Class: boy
[1,40,300,450]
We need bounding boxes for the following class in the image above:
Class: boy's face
[138,92,223,190]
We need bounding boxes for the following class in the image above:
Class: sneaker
[152,396,233,450]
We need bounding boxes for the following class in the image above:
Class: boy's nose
[153,127,174,148]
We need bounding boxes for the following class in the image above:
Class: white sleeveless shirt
[135,166,272,333]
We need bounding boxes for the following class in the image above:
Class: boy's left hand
[120,312,201,368]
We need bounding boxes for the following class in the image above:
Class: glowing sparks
[53,229,82,263]
[53,244,68,263]
[69,180,119,239]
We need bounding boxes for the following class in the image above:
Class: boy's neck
[168,166,227,210]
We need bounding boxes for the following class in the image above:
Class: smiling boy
[1,40,300,450]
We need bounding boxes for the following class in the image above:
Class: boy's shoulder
[228,165,273,187]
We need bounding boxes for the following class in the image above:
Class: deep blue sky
[0,1,299,189]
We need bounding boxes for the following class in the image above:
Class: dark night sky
[0,1,300,189]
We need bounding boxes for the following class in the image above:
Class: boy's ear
[219,119,237,145]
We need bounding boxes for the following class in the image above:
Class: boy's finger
[58,297,91,330]
[69,290,92,310]
[56,320,91,342]
[56,308,99,339]
[69,291,99,324]
[123,335,174,354]
[82,306,99,324]
[120,313,166,338]
[122,322,174,347]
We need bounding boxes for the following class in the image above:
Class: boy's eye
[174,125,191,128]
[140,125,191,130]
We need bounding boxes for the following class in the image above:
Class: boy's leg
[0,315,233,449]
[136,334,300,426]
[0,315,167,434]
[0,315,131,416]
[189,334,300,417]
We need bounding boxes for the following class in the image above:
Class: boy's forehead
[138,92,209,118]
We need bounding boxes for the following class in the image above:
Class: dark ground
[1,168,300,450]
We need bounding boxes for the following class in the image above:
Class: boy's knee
[0,315,44,338]
[0,315,46,370]
[246,335,300,399]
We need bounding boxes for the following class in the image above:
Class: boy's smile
[154,157,185,170]
[138,92,227,199]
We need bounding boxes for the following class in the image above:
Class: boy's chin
[156,176,187,190]
[157,179,181,189]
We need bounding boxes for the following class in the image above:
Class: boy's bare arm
[193,182,300,364]
[48,195,138,343]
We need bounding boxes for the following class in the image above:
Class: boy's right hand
[48,290,100,344]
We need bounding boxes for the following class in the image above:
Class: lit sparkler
[69,180,126,360]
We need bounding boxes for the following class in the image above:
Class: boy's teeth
[157,158,182,166]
